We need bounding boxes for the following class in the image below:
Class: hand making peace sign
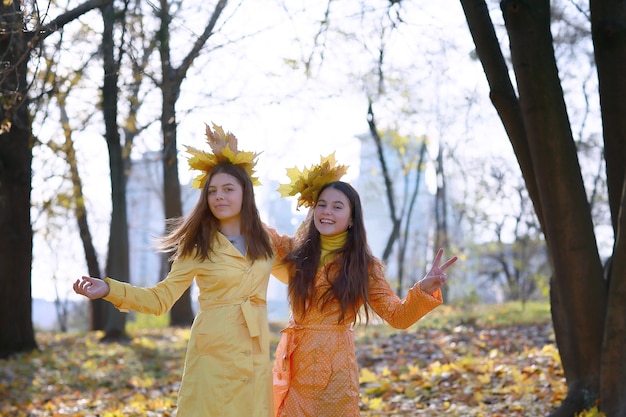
[418,248,458,294]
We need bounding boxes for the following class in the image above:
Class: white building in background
[352,133,436,294]
[126,151,199,288]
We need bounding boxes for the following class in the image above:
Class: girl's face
[207,173,244,224]
[313,187,353,237]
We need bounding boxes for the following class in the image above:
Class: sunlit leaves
[1,329,188,416]
[357,323,567,416]
[186,122,261,189]
[277,152,349,209]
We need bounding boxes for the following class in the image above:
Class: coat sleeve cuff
[103,278,129,313]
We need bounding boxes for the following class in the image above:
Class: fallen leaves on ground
[1,330,186,416]
[356,322,566,416]
[1,323,570,416]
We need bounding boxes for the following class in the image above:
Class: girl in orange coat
[272,159,458,417]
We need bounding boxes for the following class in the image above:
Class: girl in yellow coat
[272,157,458,417]
[73,124,285,417]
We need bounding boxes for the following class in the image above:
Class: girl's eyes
[316,203,343,210]
[208,187,235,194]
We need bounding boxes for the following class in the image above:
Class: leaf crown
[185,123,261,189]
[277,152,349,209]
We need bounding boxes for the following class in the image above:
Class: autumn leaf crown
[185,123,261,189]
[277,153,349,209]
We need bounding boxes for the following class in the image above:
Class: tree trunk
[1,0,113,353]
[434,146,449,299]
[601,180,626,416]
[589,1,626,414]
[0,1,37,359]
[161,90,194,326]
[157,0,193,326]
[501,1,606,410]
[591,0,626,233]
[101,1,129,340]
[458,0,545,229]
[152,0,231,326]
[366,102,401,263]
[460,0,616,414]
[396,142,427,297]
[54,91,105,329]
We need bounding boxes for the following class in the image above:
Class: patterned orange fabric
[268,230,443,417]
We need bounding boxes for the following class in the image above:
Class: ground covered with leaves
[355,323,563,416]
[1,304,576,416]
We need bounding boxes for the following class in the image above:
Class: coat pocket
[193,313,226,356]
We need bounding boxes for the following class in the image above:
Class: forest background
[1,0,624,416]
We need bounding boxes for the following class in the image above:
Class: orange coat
[270,239,442,417]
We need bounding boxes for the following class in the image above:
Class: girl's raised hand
[73,276,110,300]
[419,248,458,294]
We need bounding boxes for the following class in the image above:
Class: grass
[428,300,551,327]
[350,300,552,341]
[126,300,552,331]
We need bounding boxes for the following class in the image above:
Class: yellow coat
[104,232,286,417]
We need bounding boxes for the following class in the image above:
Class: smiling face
[207,172,244,225]
[313,187,353,237]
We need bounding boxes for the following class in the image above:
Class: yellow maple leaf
[576,407,606,417]
[369,397,384,410]
[277,152,349,209]
[185,123,260,189]
[476,373,491,385]
[359,367,378,384]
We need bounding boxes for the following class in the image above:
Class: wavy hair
[286,181,375,324]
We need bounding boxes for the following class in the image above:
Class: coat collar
[215,232,246,259]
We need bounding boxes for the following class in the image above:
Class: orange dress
[270,232,443,417]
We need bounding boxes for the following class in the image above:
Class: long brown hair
[286,181,375,324]
[159,163,273,261]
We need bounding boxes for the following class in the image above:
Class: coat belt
[283,321,352,332]
[200,296,267,338]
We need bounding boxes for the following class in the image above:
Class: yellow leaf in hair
[191,173,208,189]
[184,122,261,189]
[277,152,348,208]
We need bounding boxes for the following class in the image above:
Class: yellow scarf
[319,231,347,270]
